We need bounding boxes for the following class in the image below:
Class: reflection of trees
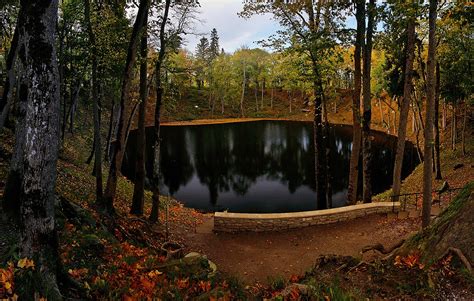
[158,128,194,194]
[230,123,267,195]
[192,126,235,205]
[120,122,420,211]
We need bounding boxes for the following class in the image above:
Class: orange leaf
[176,278,189,289]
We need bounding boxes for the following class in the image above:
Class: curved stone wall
[214,202,399,232]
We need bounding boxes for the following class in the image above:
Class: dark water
[122,121,419,213]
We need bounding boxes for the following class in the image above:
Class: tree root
[441,247,472,273]
[361,239,405,255]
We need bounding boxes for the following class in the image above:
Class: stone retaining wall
[214,202,399,232]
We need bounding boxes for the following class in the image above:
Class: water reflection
[123,121,418,213]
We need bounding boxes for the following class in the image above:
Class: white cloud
[183,0,280,53]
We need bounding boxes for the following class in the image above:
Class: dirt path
[185,214,420,283]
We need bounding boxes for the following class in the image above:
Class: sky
[183,0,281,54]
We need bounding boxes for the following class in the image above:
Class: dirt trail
[185,214,420,283]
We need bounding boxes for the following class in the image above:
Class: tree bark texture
[362,0,375,203]
[347,0,364,205]
[84,0,103,203]
[131,20,148,216]
[422,0,437,229]
[150,0,171,223]
[434,62,442,179]
[0,23,19,130]
[392,16,416,201]
[9,0,62,297]
[103,0,149,214]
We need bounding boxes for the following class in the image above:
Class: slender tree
[150,0,172,223]
[103,0,150,214]
[131,13,149,216]
[362,0,375,203]
[422,0,438,229]
[392,6,417,201]
[84,0,104,202]
[347,0,364,205]
[434,62,442,179]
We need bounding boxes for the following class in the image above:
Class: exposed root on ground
[440,247,472,273]
[361,239,405,255]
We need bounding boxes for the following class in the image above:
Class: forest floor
[187,214,420,282]
[0,91,473,299]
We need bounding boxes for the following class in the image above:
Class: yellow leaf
[17,258,35,270]
[148,270,163,277]
[5,281,12,290]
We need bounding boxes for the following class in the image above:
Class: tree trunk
[434,62,442,179]
[413,105,424,162]
[2,17,26,216]
[271,87,274,109]
[452,104,456,150]
[378,98,384,130]
[9,1,62,297]
[240,66,246,117]
[67,79,81,134]
[221,92,225,114]
[105,102,118,162]
[0,23,19,130]
[362,0,375,203]
[387,102,391,133]
[442,100,446,130]
[306,1,327,209]
[422,0,437,229]
[84,0,103,202]
[313,77,328,209]
[131,17,148,216]
[59,27,67,143]
[150,0,171,223]
[289,90,292,113]
[255,85,258,111]
[392,16,416,201]
[103,0,149,214]
[323,91,332,208]
[347,0,364,205]
[462,103,467,156]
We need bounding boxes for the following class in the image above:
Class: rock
[81,234,104,253]
[184,252,203,259]
[158,256,211,279]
